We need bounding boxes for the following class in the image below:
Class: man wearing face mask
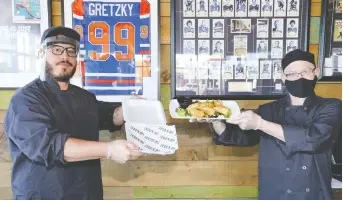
[3,26,144,199]
[192,49,342,199]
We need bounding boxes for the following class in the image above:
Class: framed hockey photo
[198,40,210,54]
[222,60,234,79]
[271,18,284,38]
[212,19,225,38]
[256,19,269,38]
[233,35,248,56]
[209,0,222,17]
[235,0,247,17]
[231,19,251,33]
[183,0,196,17]
[0,0,52,88]
[286,39,298,53]
[286,18,299,38]
[198,19,210,38]
[183,19,196,38]
[260,60,272,79]
[196,0,209,17]
[287,0,299,16]
[248,0,260,17]
[256,39,269,58]
[333,20,342,42]
[171,0,310,100]
[261,0,273,17]
[274,0,286,16]
[61,0,160,102]
[222,0,235,17]
[213,40,225,56]
[272,60,282,79]
[336,0,342,13]
[246,60,259,79]
[271,39,283,58]
[183,40,196,54]
[234,58,247,79]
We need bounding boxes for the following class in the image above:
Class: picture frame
[0,0,52,89]
[171,0,311,100]
[318,0,342,82]
[61,0,160,102]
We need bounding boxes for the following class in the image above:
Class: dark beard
[45,61,76,82]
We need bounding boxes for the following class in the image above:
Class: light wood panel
[160,17,171,44]
[103,161,257,186]
[133,186,258,199]
[311,2,322,16]
[160,45,171,84]
[160,2,171,17]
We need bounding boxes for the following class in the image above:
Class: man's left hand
[113,107,124,126]
[227,110,262,130]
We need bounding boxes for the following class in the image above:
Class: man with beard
[3,26,144,199]
[191,49,342,199]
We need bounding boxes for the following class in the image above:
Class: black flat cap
[281,49,315,71]
[41,26,80,44]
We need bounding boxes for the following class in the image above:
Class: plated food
[169,99,241,120]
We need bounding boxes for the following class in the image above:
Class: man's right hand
[107,140,144,164]
[189,118,226,135]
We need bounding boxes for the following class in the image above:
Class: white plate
[123,99,166,124]
[169,99,241,121]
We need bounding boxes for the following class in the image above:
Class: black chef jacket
[4,76,122,199]
[211,93,342,200]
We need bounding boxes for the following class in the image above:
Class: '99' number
[88,21,147,61]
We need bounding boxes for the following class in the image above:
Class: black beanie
[41,26,80,44]
[281,49,315,71]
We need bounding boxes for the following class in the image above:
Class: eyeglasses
[284,68,316,80]
[48,45,78,57]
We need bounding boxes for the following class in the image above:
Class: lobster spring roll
[213,106,230,116]
[187,107,205,118]
[198,106,216,116]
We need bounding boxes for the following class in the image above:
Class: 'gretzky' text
[88,3,134,16]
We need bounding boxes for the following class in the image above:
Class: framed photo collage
[320,0,342,82]
[171,0,311,100]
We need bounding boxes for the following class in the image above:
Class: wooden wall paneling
[103,161,257,186]
[0,187,12,199]
[310,17,321,45]
[133,186,258,199]
[103,187,134,199]
[310,44,319,66]
[160,17,171,44]
[0,163,12,188]
[160,45,171,84]
[208,145,259,161]
[161,84,171,110]
[160,2,171,17]
[311,2,322,16]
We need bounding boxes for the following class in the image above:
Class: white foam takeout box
[169,99,241,121]
[122,99,179,155]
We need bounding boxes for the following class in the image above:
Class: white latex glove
[189,118,226,135]
[226,110,262,130]
[107,140,144,163]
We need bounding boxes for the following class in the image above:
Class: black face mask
[285,76,318,98]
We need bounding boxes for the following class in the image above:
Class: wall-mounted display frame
[319,0,342,82]
[61,0,160,102]
[0,0,52,88]
[171,0,311,100]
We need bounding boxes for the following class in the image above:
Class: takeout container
[122,99,178,155]
[169,99,241,121]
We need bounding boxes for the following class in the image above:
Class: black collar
[283,92,318,112]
